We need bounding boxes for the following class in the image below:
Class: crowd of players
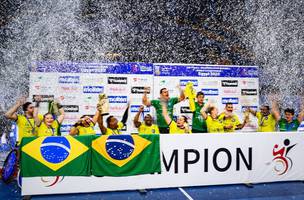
[4,86,304,145]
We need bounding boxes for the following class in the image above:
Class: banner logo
[241,89,257,96]
[201,89,219,96]
[32,95,54,102]
[222,98,239,104]
[22,136,89,171]
[130,105,150,112]
[180,79,198,86]
[92,135,151,167]
[83,86,104,93]
[108,77,127,84]
[221,80,238,87]
[271,139,296,175]
[180,106,192,113]
[58,76,80,84]
[62,105,79,112]
[131,87,149,94]
[108,96,128,103]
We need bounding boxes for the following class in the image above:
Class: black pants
[159,127,170,134]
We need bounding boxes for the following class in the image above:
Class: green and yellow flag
[21,135,92,177]
[92,134,161,176]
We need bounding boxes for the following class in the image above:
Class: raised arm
[270,95,281,121]
[246,107,257,116]
[97,114,107,134]
[177,85,185,102]
[33,100,41,126]
[298,97,304,123]
[133,105,144,128]
[200,101,210,120]
[56,107,65,124]
[161,103,172,125]
[91,110,100,124]
[142,87,151,106]
[4,96,26,120]
[121,102,130,125]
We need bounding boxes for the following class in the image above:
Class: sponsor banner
[33,62,153,74]
[240,79,258,87]
[83,86,104,94]
[131,87,149,94]
[62,105,79,113]
[221,80,238,87]
[201,88,219,96]
[32,95,54,102]
[241,106,258,112]
[60,124,74,133]
[130,105,150,112]
[241,89,258,96]
[108,77,128,84]
[107,86,128,94]
[58,76,80,84]
[222,97,239,104]
[22,133,304,195]
[180,79,198,86]
[222,88,238,95]
[59,86,80,93]
[200,80,219,87]
[180,106,192,113]
[108,96,128,104]
[154,64,258,78]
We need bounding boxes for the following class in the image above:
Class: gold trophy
[97,93,109,116]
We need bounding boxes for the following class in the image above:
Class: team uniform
[77,122,96,136]
[256,112,277,132]
[218,113,241,132]
[151,97,179,133]
[37,120,60,137]
[138,123,160,134]
[104,122,124,135]
[169,121,192,134]
[16,114,43,144]
[192,102,207,133]
[205,116,225,133]
[278,118,300,131]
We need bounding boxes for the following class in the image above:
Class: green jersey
[192,102,207,133]
[151,97,179,128]
[278,118,300,131]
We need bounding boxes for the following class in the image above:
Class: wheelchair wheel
[1,149,18,183]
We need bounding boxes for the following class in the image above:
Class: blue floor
[1,181,304,200]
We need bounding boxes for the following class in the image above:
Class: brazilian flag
[92,134,161,176]
[21,135,92,177]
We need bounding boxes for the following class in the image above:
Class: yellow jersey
[169,121,192,134]
[16,114,43,144]
[218,113,241,132]
[77,122,96,136]
[256,112,277,132]
[138,123,160,134]
[104,122,124,135]
[206,116,225,133]
[37,120,60,137]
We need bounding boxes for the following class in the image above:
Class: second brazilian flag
[92,134,161,176]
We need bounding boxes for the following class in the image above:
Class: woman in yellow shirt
[200,101,225,133]
[34,100,65,137]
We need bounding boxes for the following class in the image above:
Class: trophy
[97,93,109,116]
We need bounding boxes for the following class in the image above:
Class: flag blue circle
[106,135,135,160]
[40,137,71,164]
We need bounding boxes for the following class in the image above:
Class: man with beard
[219,103,248,132]
[272,98,304,131]
[142,87,185,134]
[133,105,159,134]
[5,96,43,145]
[247,103,280,132]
